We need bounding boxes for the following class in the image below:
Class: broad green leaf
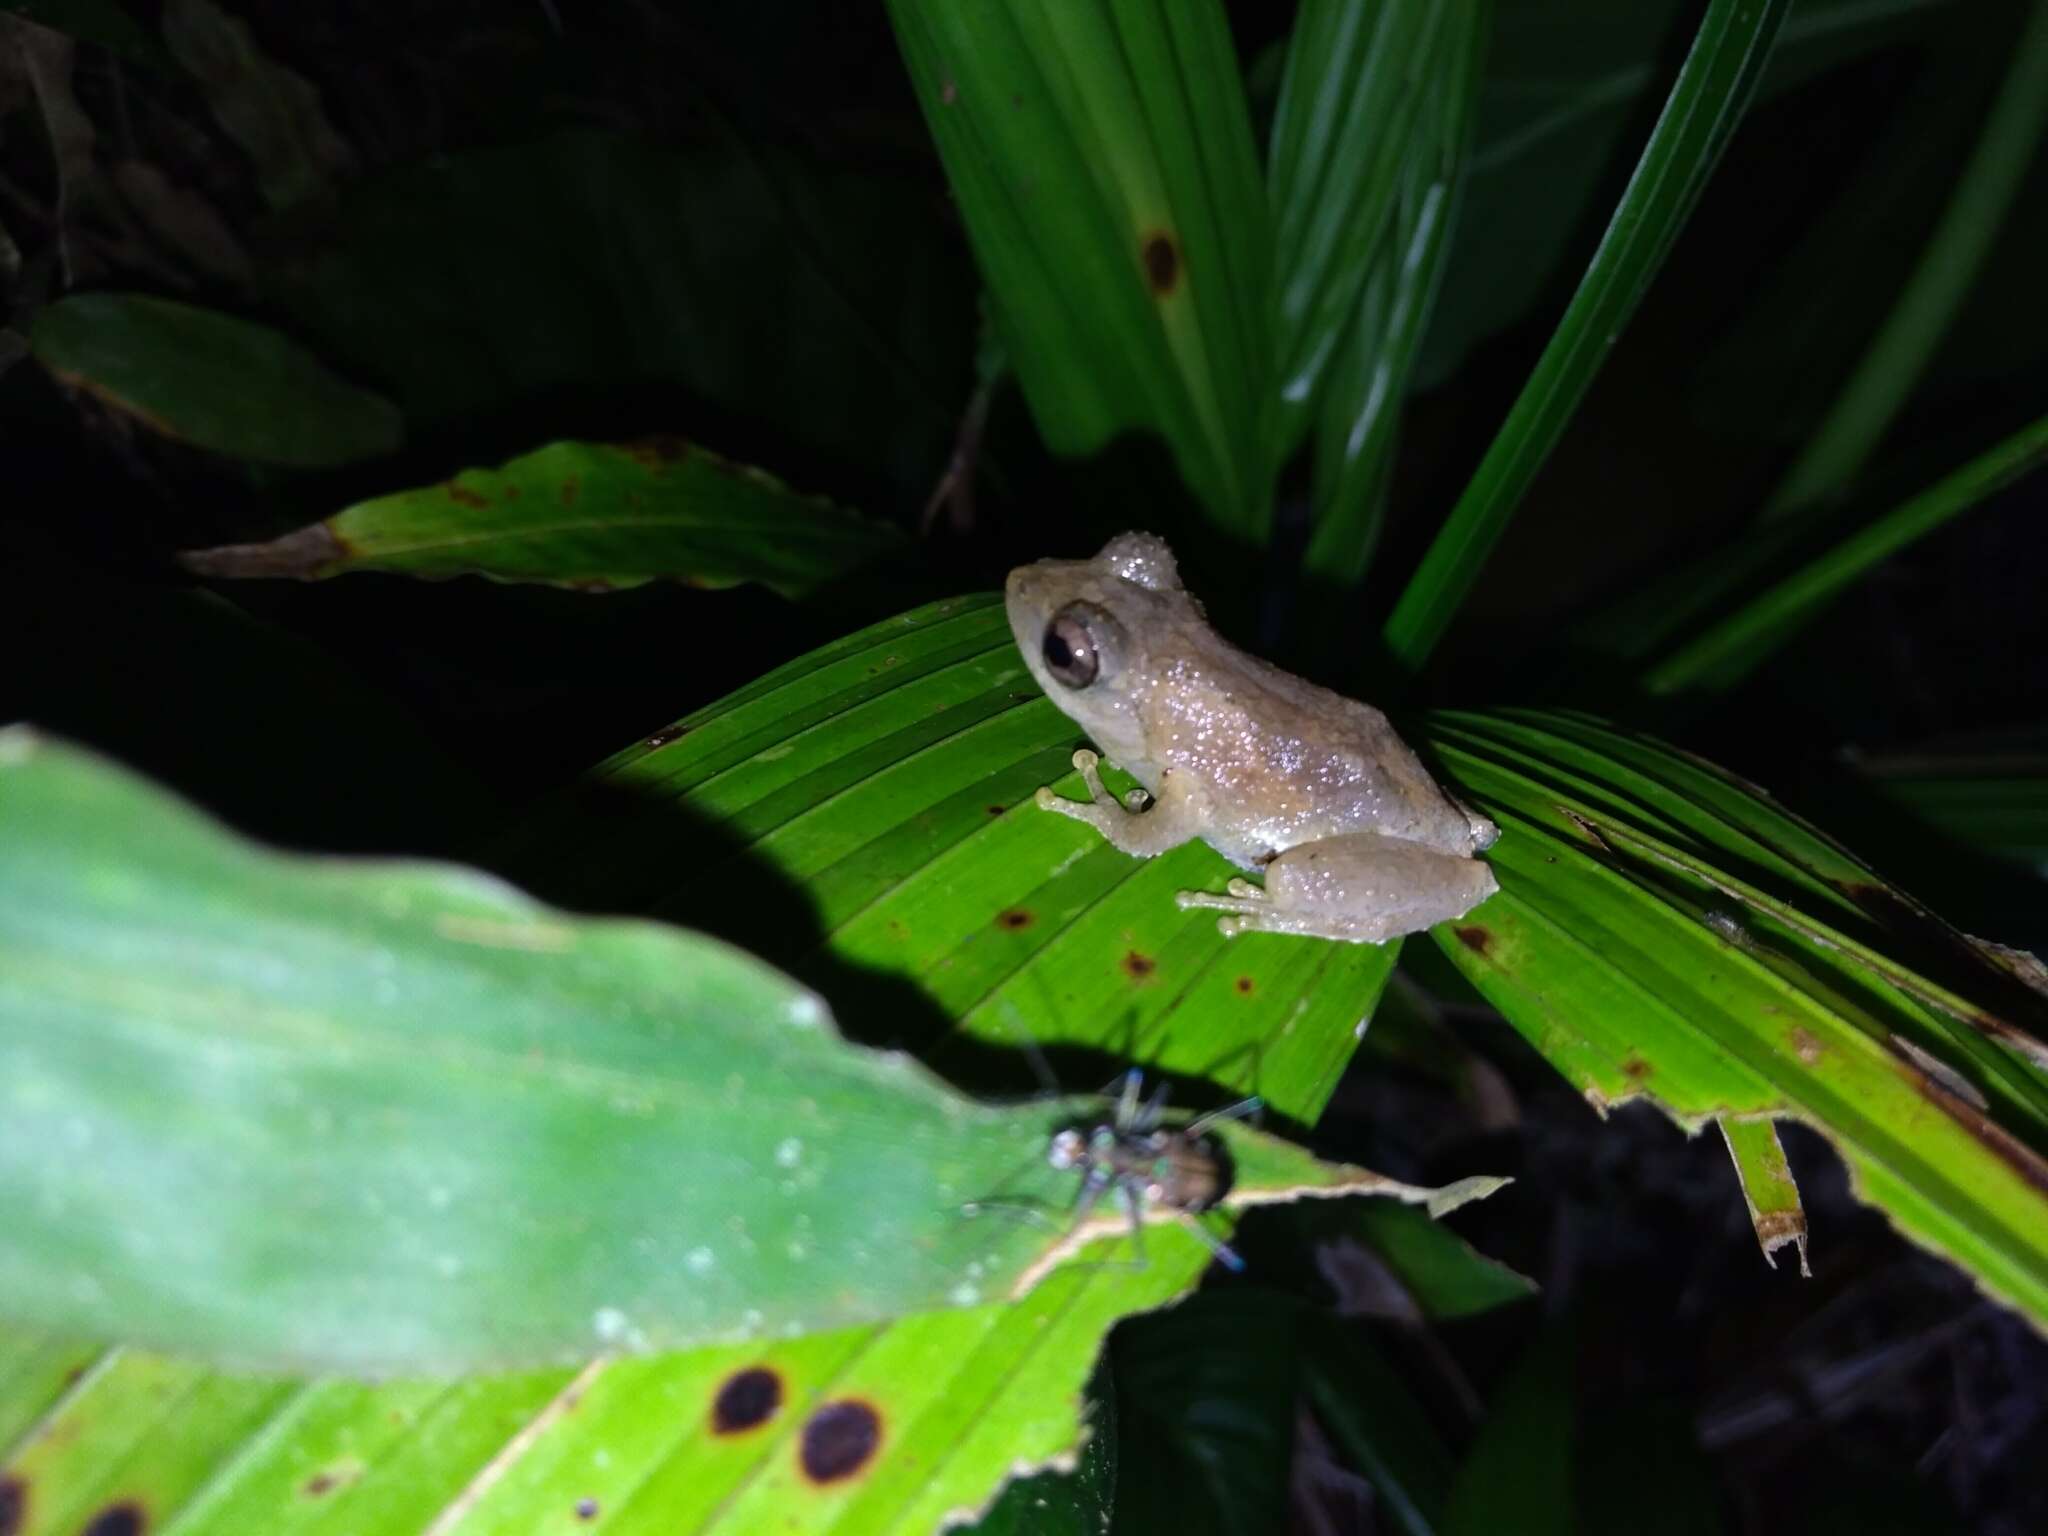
[1381,0,1791,674]
[255,132,971,498]
[1850,747,2048,868]
[1719,1118,1808,1274]
[1420,709,2048,1328]
[0,728,1452,1375]
[1,1,166,67]
[1301,1323,1457,1536]
[179,439,907,600]
[1347,1200,1537,1320]
[1299,3,1489,593]
[1764,0,2048,519]
[1109,1291,1296,1535]
[161,0,356,211]
[886,0,1274,536]
[1640,409,2048,694]
[1442,1323,1574,1536]
[29,293,401,468]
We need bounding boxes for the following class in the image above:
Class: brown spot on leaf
[1235,976,1254,996]
[1903,1068,2048,1195]
[1622,1055,1652,1082]
[1453,926,1491,955]
[644,725,688,749]
[1788,1027,1824,1065]
[624,435,692,472]
[0,1477,25,1536]
[996,908,1035,931]
[560,479,580,505]
[575,1497,600,1521]
[1142,231,1180,295]
[1122,950,1157,980]
[711,1367,783,1434]
[987,804,1006,817]
[447,483,489,509]
[302,1474,337,1498]
[799,1399,883,1484]
[83,1503,146,1536]
[941,79,957,106]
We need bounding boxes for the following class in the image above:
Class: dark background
[2,3,2044,1531]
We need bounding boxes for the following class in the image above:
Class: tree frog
[1005,532,1499,944]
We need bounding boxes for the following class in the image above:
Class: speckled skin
[1005,532,1500,944]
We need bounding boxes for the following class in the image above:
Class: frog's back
[1136,638,1475,865]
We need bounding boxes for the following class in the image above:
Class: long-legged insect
[1048,1068,1261,1271]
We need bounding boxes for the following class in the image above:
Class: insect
[1048,1068,1261,1271]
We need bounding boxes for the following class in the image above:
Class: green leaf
[1302,1323,1457,1536]
[1764,0,2048,519]
[1299,3,1490,592]
[160,0,356,211]
[29,293,401,468]
[1443,1322,1574,1536]
[1719,1118,1808,1275]
[179,439,908,601]
[1640,409,2048,694]
[1349,1199,1537,1320]
[0,728,1446,1375]
[1381,0,1792,674]
[1419,709,2048,1328]
[1417,0,1960,388]
[1110,1291,1298,1535]
[886,0,1274,535]
[1266,2,1456,456]
[1850,747,2048,868]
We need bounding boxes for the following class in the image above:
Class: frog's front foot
[1034,751,1204,859]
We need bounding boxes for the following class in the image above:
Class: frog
[1004,531,1499,944]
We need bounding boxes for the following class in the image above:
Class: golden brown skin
[1006,532,1499,944]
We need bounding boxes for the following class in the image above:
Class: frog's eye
[1043,602,1120,689]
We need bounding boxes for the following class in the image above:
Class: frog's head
[1005,532,1190,760]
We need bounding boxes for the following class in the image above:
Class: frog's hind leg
[1035,750,1210,858]
[1176,833,1499,944]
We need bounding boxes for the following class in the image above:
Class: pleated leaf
[1424,708,2048,1327]
[886,0,1273,536]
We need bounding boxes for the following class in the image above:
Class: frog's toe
[1071,748,1100,772]
[1225,877,1265,900]
[1034,786,1062,811]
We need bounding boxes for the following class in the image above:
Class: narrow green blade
[1382,0,1791,673]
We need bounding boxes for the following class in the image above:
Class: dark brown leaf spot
[83,1502,146,1536]
[987,804,1007,817]
[996,908,1035,931]
[1122,950,1156,980]
[711,1367,783,1434]
[1234,976,1255,996]
[1622,1055,1652,1082]
[575,1497,600,1520]
[799,1399,883,1484]
[644,725,688,749]
[447,483,489,509]
[1787,1027,1824,1065]
[1453,926,1491,954]
[0,1477,25,1536]
[1142,231,1180,295]
[560,479,580,506]
[301,1473,336,1497]
[624,435,693,472]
